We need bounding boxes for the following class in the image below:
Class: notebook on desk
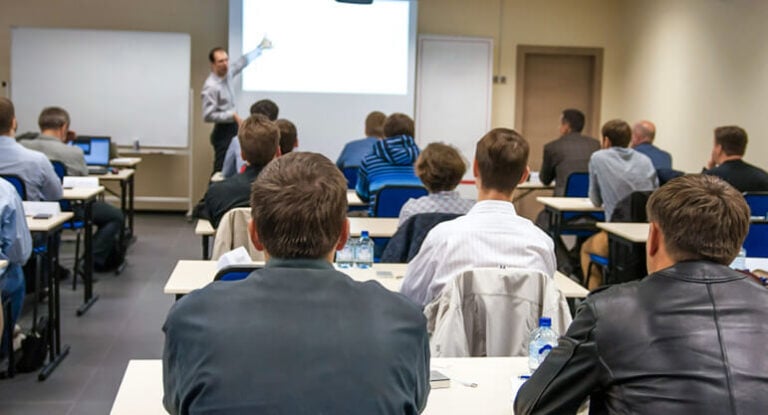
[72,136,111,175]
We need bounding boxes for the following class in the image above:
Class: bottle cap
[539,317,552,327]
[361,230,369,238]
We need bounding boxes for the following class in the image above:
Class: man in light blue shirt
[0,98,62,202]
[0,177,32,354]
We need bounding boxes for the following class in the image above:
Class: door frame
[514,45,604,138]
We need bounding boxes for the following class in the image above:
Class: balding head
[631,120,656,147]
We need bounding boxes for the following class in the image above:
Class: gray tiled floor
[0,213,197,415]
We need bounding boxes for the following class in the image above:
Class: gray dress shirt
[19,134,89,176]
[0,135,62,201]
[201,47,264,123]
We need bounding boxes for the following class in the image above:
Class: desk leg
[128,173,135,243]
[202,235,210,260]
[39,230,70,381]
[512,188,533,203]
[77,200,99,316]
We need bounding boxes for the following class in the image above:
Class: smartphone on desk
[33,213,53,220]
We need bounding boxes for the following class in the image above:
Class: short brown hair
[383,113,414,138]
[238,114,280,168]
[601,119,632,147]
[416,143,466,192]
[276,119,297,155]
[646,174,749,265]
[208,47,226,63]
[714,126,747,156]
[250,152,347,259]
[365,111,386,138]
[250,99,279,121]
[0,98,15,135]
[38,107,70,131]
[475,128,529,194]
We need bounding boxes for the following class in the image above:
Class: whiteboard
[415,35,493,180]
[11,27,190,148]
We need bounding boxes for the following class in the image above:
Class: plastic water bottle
[335,237,356,268]
[355,231,374,269]
[730,247,747,270]
[528,317,559,373]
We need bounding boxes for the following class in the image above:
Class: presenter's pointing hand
[259,37,273,50]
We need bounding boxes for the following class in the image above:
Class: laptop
[72,136,111,175]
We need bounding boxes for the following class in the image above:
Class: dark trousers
[92,201,124,269]
[210,122,238,173]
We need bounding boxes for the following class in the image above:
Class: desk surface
[110,157,142,168]
[348,217,399,237]
[111,357,532,415]
[347,190,365,207]
[164,260,588,299]
[596,222,649,243]
[26,211,75,232]
[194,219,215,236]
[536,197,603,212]
[0,259,7,271]
[518,182,554,190]
[62,186,104,200]
[92,168,135,181]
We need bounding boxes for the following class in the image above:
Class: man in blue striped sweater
[355,113,422,215]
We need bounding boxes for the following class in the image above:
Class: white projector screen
[228,0,417,161]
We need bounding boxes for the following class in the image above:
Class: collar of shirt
[467,199,517,216]
[432,190,461,199]
[0,135,17,145]
[266,257,335,270]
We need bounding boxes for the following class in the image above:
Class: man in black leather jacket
[515,174,768,414]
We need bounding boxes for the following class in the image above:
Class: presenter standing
[202,37,272,172]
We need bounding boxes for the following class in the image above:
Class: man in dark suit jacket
[540,109,600,196]
[163,152,430,414]
[703,125,768,193]
[516,174,768,414]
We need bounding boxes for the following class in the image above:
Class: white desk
[514,182,554,203]
[164,260,588,299]
[746,257,768,271]
[62,187,103,316]
[348,217,399,237]
[110,157,142,168]
[596,222,649,243]
[111,357,532,415]
[347,189,365,207]
[536,197,603,212]
[194,219,216,260]
[93,169,137,248]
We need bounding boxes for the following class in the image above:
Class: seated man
[202,114,280,227]
[0,98,62,202]
[163,152,430,414]
[356,113,422,215]
[400,128,556,307]
[540,109,600,197]
[630,120,672,170]
[20,107,125,271]
[515,174,768,414]
[336,110,386,169]
[221,99,278,178]
[0,178,32,355]
[704,125,768,192]
[276,118,298,155]
[581,119,658,289]
[398,142,474,226]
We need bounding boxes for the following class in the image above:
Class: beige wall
[2,0,766,210]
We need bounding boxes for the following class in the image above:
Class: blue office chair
[1,175,27,200]
[744,192,768,219]
[744,222,768,258]
[50,161,86,289]
[342,166,359,190]
[371,185,428,218]
[213,265,260,282]
[561,172,604,237]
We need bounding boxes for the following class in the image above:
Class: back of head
[250,152,347,259]
[383,113,415,138]
[647,174,749,265]
[250,99,279,121]
[0,98,14,136]
[475,128,529,194]
[365,111,386,138]
[416,142,466,193]
[276,119,297,155]
[714,125,747,156]
[561,109,585,133]
[601,119,632,148]
[632,120,656,143]
[238,114,280,168]
[38,107,70,131]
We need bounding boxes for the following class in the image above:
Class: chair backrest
[744,221,768,258]
[381,212,463,263]
[211,207,266,261]
[213,265,261,281]
[341,166,359,190]
[564,172,589,197]
[744,192,768,218]
[372,185,428,218]
[1,175,27,200]
[611,190,652,223]
[50,160,67,181]
[424,268,572,358]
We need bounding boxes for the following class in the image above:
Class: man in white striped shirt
[401,128,556,307]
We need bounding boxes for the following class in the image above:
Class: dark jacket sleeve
[539,143,556,185]
[514,299,608,415]
[415,321,431,412]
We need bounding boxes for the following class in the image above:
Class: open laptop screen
[73,136,111,166]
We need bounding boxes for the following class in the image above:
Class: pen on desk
[452,377,478,388]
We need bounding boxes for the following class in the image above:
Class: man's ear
[472,158,479,178]
[336,218,350,251]
[248,218,265,251]
[518,165,530,184]
[275,146,282,159]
